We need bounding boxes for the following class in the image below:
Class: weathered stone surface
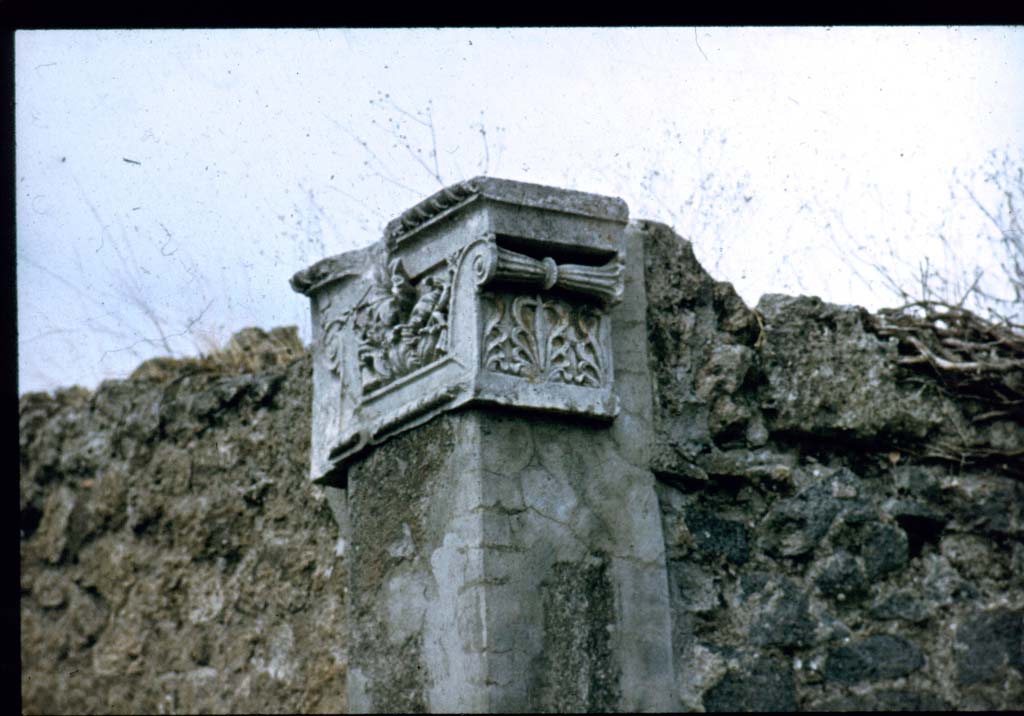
[703,656,797,712]
[868,590,930,623]
[685,507,751,565]
[861,521,910,579]
[644,221,1022,712]
[812,688,952,711]
[824,634,925,684]
[21,195,1024,713]
[743,575,816,649]
[539,557,620,712]
[642,220,764,479]
[814,550,868,600]
[755,294,952,440]
[21,331,347,715]
[758,475,852,558]
[955,608,1024,685]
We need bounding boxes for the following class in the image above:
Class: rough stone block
[824,634,925,684]
[956,608,1024,685]
[703,656,797,712]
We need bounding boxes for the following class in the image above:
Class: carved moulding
[292,178,628,486]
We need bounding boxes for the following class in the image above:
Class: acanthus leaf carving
[482,293,606,388]
[354,257,454,393]
[315,291,351,382]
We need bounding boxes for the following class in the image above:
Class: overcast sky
[15,27,1024,394]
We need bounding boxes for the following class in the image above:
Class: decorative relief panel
[314,291,350,380]
[353,258,454,393]
[482,294,607,388]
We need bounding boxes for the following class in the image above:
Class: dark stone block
[746,576,816,649]
[814,688,952,711]
[825,634,924,684]
[862,522,909,580]
[815,550,868,599]
[685,508,750,565]
[869,591,930,623]
[951,477,1022,538]
[539,555,620,712]
[956,608,1024,685]
[759,476,858,558]
[703,656,797,712]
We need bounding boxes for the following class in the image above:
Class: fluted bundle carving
[474,244,624,305]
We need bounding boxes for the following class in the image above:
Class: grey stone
[31,571,68,609]
[703,656,797,712]
[941,533,1009,581]
[538,557,620,712]
[35,486,76,564]
[695,343,755,436]
[685,507,750,565]
[861,522,909,580]
[669,560,720,614]
[922,554,979,606]
[759,479,843,558]
[755,294,953,440]
[383,176,629,249]
[696,447,797,484]
[956,608,1024,685]
[824,634,925,684]
[814,550,868,600]
[868,590,930,623]
[813,688,952,711]
[945,475,1022,537]
[744,575,816,648]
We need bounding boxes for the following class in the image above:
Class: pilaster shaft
[292,178,675,712]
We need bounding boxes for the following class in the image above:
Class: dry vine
[869,300,1024,466]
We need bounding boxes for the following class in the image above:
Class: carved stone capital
[293,177,629,486]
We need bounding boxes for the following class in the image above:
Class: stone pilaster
[292,177,676,712]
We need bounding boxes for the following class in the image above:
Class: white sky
[15,27,1024,394]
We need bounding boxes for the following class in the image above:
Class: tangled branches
[872,301,1024,418]
[870,301,1024,467]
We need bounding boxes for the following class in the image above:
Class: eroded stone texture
[20,333,347,714]
[644,222,1024,711]
[345,416,457,713]
[21,186,1024,713]
[538,557,620,712]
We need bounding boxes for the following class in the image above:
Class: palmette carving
[482,293,606,388]
[354,257,453,393]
